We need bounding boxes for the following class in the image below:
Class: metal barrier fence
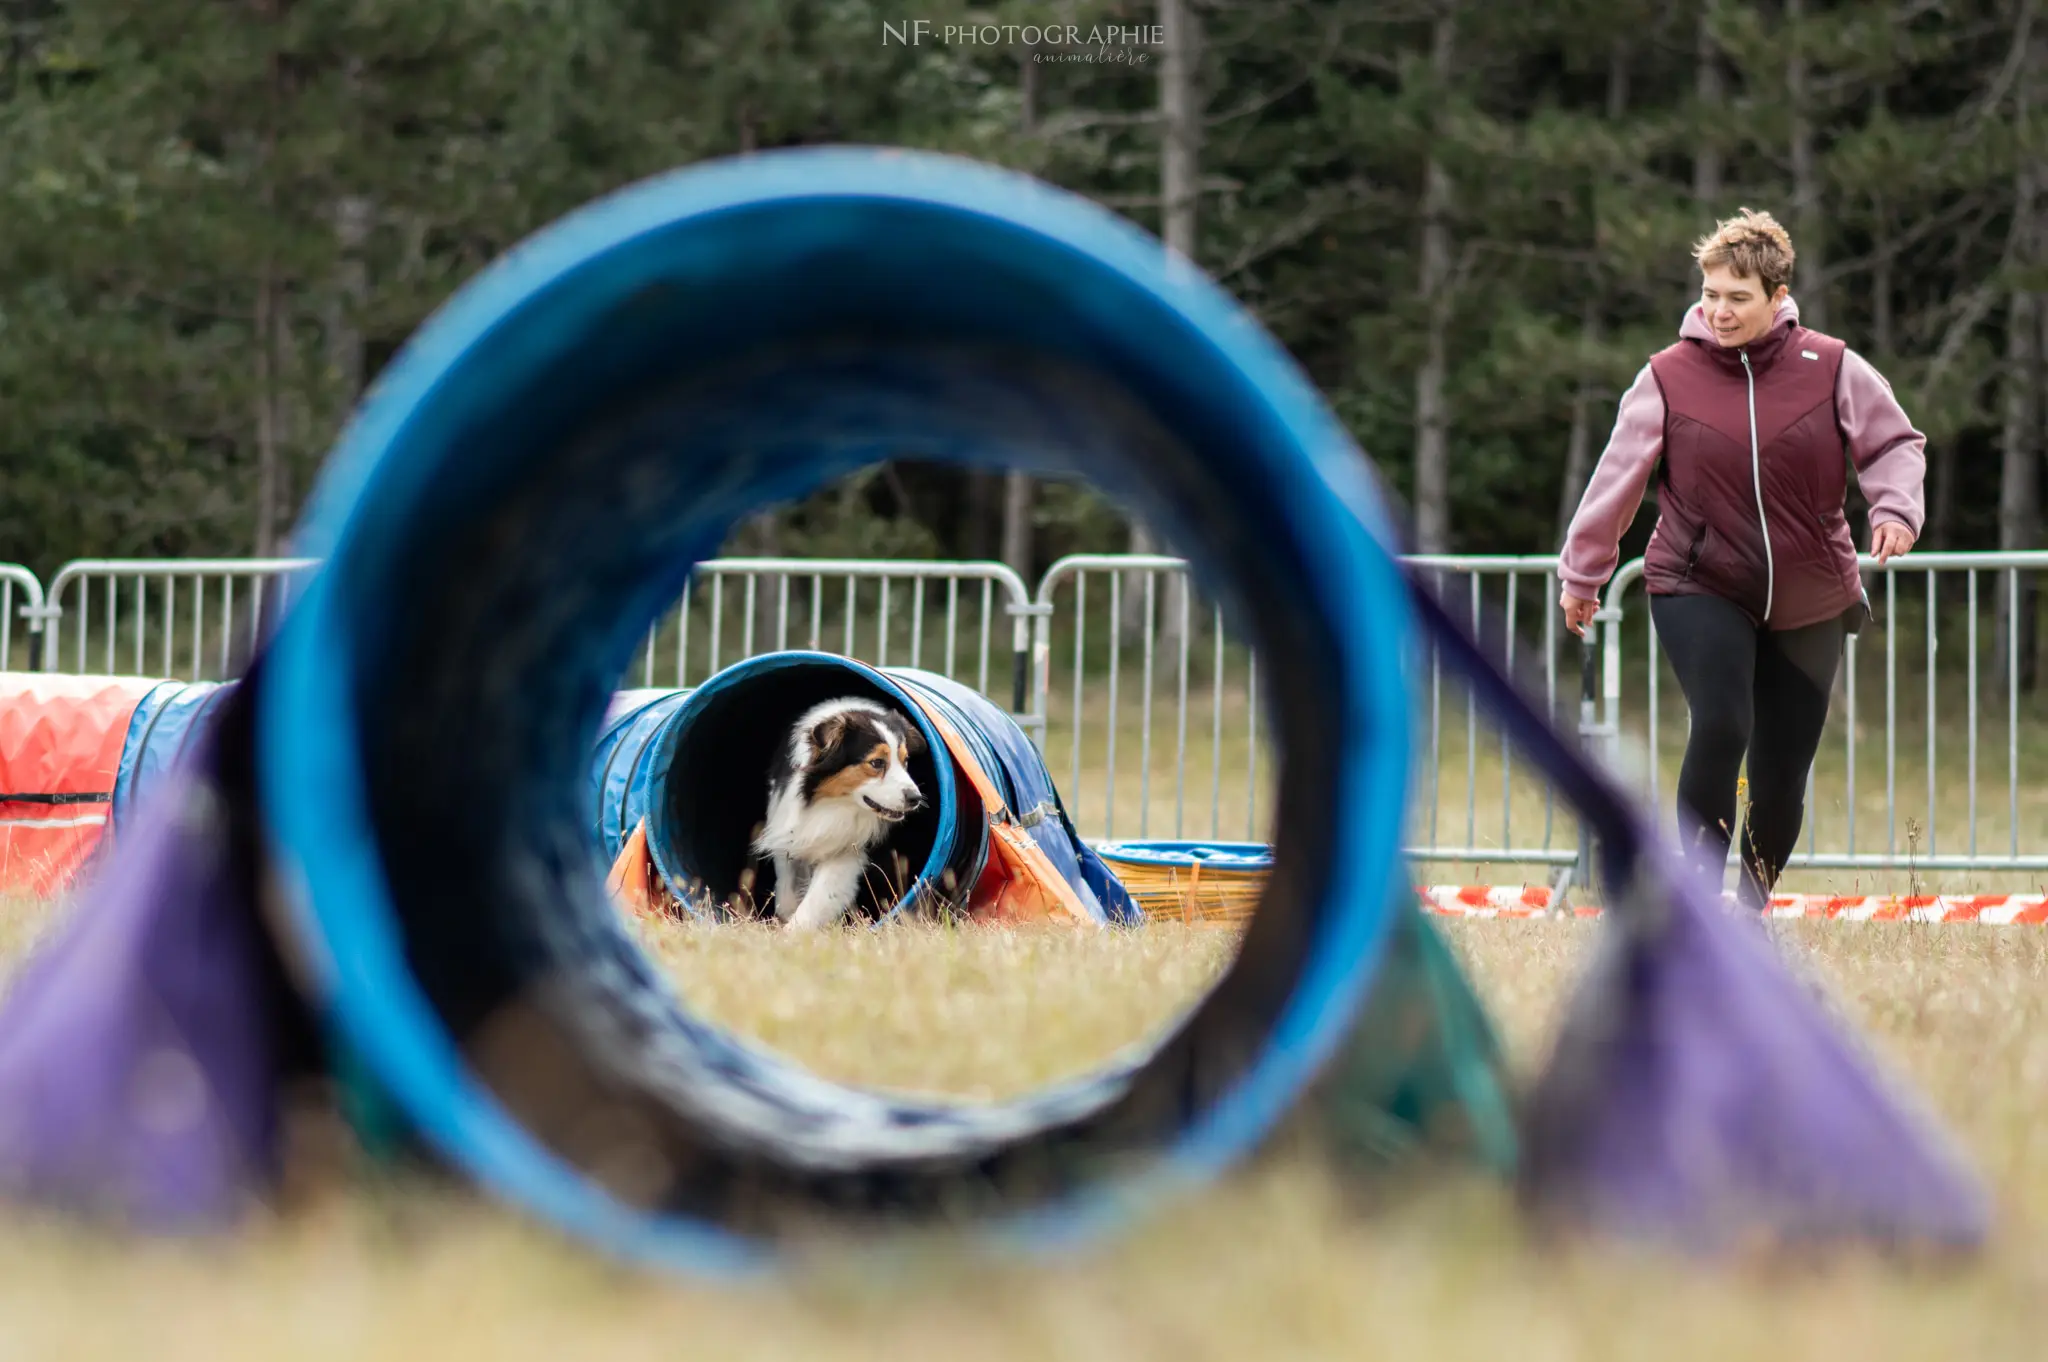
[1603,551,2048,875]
[627,559,1039,727]
[37,558,317,681]
[1030,553,1260,845]
[10,550,2046,881]
[1027,553,1592,868]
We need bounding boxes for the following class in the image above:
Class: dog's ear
[808,714,848,759]
[900,721,926,760]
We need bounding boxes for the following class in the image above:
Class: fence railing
[1604,551,2048,875]
[10,550,2046,884]
[1030,553,1259,845]
[38,558,317,681]
[626,559,1040,732]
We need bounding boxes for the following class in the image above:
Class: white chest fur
[755,784,889,863]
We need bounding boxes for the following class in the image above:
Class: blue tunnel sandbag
[110,680,234,830]
[250,147,1418,1273]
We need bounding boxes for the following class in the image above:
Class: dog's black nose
[905,791,928,811]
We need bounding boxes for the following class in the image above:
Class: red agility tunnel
[0,674,164,896]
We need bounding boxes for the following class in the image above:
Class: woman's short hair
[1693,208,1796,295]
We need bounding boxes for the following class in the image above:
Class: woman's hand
[1871,521,1915,565]
[1560,590,1600,638]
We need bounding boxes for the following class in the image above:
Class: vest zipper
[1739,349,1774,620]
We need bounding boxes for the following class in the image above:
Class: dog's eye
[868,757,886,771]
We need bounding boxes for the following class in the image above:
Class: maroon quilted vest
[1644,321,1867,631]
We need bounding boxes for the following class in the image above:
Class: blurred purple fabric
[0,750,279,1229]
[1520,825,1992,1253]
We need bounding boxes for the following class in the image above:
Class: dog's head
[797,699,928,822]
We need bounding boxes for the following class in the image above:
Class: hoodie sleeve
[1558,362,1664,599]
[1837,348,1927,539]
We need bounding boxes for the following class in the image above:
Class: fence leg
[1552,633,1602,918]
[1010,600,1053,750]
[22,603,57,672]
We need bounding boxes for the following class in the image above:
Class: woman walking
[1558,208,1926,909]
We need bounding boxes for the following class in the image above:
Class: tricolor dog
[752,697,927,930]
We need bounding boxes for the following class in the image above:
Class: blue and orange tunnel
[3,655,1142,933]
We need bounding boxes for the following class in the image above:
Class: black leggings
[1649,593,1845,909]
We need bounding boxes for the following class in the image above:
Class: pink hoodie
[1559,297,1926,620]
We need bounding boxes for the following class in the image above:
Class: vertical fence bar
[1139,571,1156,839]
[678,579,694,688]
[1886,570,1897,858]
[877,577,892,668]
[1465,573,1479,851]
[1429,622,1442,849]
[221,577,235,677]
[910,577,925,671]
[251,578,266,654]
[845,576,857,658]
[777,575,791,653]
[1543,571,1556,849]
[75,578,87,673]
[1071,572,1087,827]
[1927,568,1937,855]
[945,577,959,679]
[134,576,147,676]
[1969,570,1979,858]
[809,575,823,652]
[710,574,725,674]
[192,575,205,680]
[1246,649,1259,841]
[1105,571,1121,842]
[742,574,758,660]
[1211,602,1224,839]
[1175,572,1190,838]
[2010,567,2020,861]
[978,580,993,697]
[104,576,115,674]
[162,577,174,678]
[1501,572,1516,848]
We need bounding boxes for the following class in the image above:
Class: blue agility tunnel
[591,654,971,923]
[247,145,1419,1271]
[589,654,1139,926]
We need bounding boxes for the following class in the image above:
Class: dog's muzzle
[865,792,924,822]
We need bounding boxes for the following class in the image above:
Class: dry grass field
[2,888,2048,1360]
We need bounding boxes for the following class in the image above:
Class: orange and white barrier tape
[1417,884,2048,924]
